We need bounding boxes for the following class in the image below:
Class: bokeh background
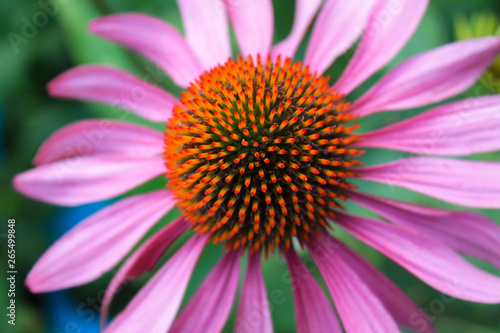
[1,0,500,332]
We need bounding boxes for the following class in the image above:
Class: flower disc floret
[165,55,363,253]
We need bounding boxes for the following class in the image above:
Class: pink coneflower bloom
[14,0,500,332]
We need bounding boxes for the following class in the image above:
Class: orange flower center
[164,55,362,254]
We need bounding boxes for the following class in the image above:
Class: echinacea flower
[14,0,500,332]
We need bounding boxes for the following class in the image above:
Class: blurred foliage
[454,11,500,93]
[1,0,500,332]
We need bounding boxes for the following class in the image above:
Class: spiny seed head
[165,55,362,254]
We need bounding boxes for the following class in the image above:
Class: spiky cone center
[164,55,363,255]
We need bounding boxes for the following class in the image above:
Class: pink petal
[89,14,203,87]
[351,191,500,269]
[356,96,500,156]
[235,252,273,333]
[176,0,232,69]
[336,212,500,303]
[48,65,179,122]
[104,235,206,333]
[358,157,500,208]
[14,156,165,206]
[170,250,242,333]
[284,249,342,333]
[330,237,436,333]
[33,119,163,165]
[334,0,429,94]
[25,190,176,293]
[271,0,322,60]
[225,0,274,60]
[352,37,500,117]
[308,235,400,333]
[304,0,378,75]
[101,217,190,327]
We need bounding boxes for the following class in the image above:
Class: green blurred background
[1,0,500,332]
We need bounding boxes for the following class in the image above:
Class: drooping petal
[355,96,500,156]
[304,0,377,75]
[47,65,179,122]
[352,37,500,117]
[308,235,400,333]
[284,249,342,333]
[170,250,242,333]
[14,156,165,206]
[330,238,436,333]
[235,252,273,333]
[225,0,274,60]
[104,234,206,333]
[271,0,322,60]
[357,157,500,208]
[335,212,500,303]
[101,217,190,327]
[176,0,232,69]
[334,0,429,94]
[89,14,203,87]
[33,119,164,165]
[25,190,176,293]
[351,191,500,269]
